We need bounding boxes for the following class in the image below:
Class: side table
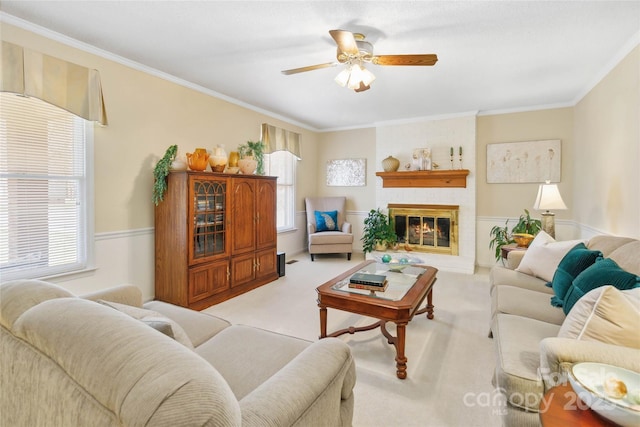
[539,384,617,426]
[500,243,526,260]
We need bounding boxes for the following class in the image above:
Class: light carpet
[203,253,504,427]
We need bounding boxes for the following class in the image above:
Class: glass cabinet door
[191,178,227,262]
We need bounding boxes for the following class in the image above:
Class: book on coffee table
[350,272,387,287]
[348,281,389,292]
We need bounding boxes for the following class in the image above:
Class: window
[0,93,93,280]
[264,151,297,231]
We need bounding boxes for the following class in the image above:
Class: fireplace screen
[389,204,459,255]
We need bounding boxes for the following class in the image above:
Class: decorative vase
[228,151,239,167]
[238,156,258,175]
[186,150,210,171]
[209,144,228,173]
[169,152,188,171]
[382,155,400,172]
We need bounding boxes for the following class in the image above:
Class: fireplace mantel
[375,169,469,188]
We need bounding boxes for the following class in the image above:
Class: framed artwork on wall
[487,139,561,183]
[326,158,366,186]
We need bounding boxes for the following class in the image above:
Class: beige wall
[316,128,377,211]
[573,45,639,237]
[2,23,318,234]
[476,108,575,220]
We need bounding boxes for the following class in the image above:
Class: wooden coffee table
[316,260,437,379]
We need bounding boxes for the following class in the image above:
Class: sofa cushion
[98,300,194,350]
[314,210,339,232]
[492,313,561,412]
[0,279,74,329]
[13,298,241,426]
[492,286,566,326]
[515,231,585,283]
[144,300,230,347]
[562,258,640,315]
[196,324,311,400]
[489,265,553,296]
[548,243,601,307]
[588,235,637,257]
[558,286,640,348]
[608,240,640,276]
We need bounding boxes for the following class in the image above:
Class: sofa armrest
[239,338,356,427]
[342,221,352,234]
[506,250,526,269]
[81,284,143,308]
[307,223,316,234]
[539,337,640,389]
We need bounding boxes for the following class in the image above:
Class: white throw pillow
[98,300,195,350]
[515,231,585,282]
[558,286,640,349]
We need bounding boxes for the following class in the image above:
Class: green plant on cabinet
[238,140,265,175]
[153,145,178,206]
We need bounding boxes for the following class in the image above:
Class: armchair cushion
[314,210,339,232]
[558,286,640,348]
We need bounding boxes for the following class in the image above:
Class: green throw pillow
[314,210,338,232]
[563,258,640,315]
[548,243,601,307]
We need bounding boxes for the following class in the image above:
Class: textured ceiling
[1,1,639,131]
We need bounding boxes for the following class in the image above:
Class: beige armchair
[305,197,353,261]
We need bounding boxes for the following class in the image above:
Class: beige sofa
[1,280,356,426]
[489,235,640,427]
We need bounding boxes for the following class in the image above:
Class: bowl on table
[512,233,535,247]
[569,362,640,427]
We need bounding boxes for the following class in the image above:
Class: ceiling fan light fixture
[334,67,351,87]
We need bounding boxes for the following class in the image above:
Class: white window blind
[264,151,296,231]
[0,93,90,280]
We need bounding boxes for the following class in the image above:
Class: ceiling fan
[281,29,438,92]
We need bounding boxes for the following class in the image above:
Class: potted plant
[153,144,178,206]
[362,208,398,253]
[237,140,265,175]
[489,209,542,261]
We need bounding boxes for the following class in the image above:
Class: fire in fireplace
[388,204,459,255]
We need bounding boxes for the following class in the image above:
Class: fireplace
[388,204,459,255]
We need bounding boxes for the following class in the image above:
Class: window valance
[1,41,108,125]
[261,123,301,159]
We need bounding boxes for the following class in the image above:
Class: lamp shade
[533,183,567,211]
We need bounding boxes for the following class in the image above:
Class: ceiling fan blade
[372,54,438,66]
[329,30,359,56]
[281,62,337,75]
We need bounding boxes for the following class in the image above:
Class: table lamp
[533,181,567,238]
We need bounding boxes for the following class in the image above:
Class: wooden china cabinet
[154,171,278,310]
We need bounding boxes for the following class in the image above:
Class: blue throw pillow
[314,210,338,232]
[548,243,601,307]
[563,258,640,315]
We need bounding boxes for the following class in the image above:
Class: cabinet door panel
[231,178,256,254]
[231,253,255,287]
[188,260,229,304]
[256,248,277,279]
[188,176,228,265]
[256,179,277,249]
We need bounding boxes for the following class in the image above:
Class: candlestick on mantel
[459,146,462,156]
[450,147,454,156]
